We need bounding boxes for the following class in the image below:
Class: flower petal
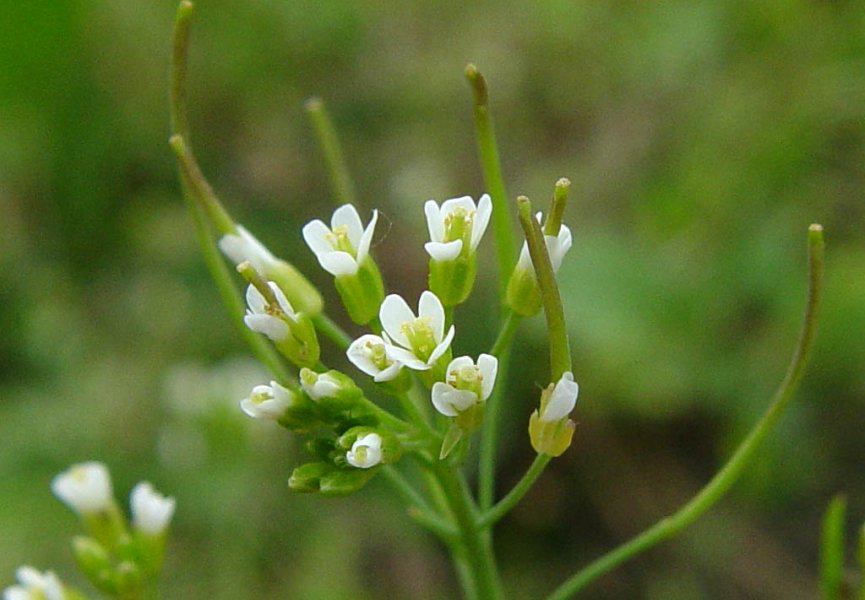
[379,294,415,348]
[429,324,455,365]
[542,371,579,422]
[432,382,477,416]
[302,219,334,258]
[440,195,476,214]
[419,290,445,342]
[425,240,463,261]
[424,200,443,242]
[477,353,498,400]
[244,314,289,341]
[386,344,430,371]
[331,204,364,248]
[470,194,492,250]
[268,281,295,315]
[356,209,378,265]
[318,250,358,276]
[245,284,268,314]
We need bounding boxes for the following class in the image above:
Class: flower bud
[299,368,364,418]
[242,281,320,368]
[288,462,335,493]
[529,372,579,457]
[130,482,175,536]
[506,212,572,316]
[72,536,112,593]
[240,381,322,433]
[338,426,401,468]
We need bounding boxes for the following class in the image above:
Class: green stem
[857,522,865,600]
[820,494,847,600]
[305,97,357,206]
[478,309,521,508]
[312,313,352,351]
[432,462,503,600]
[517,196,571,381]
[544,224,825,600]
[465,64,514,299]
[399,389,438,441]
[380,466,456,540]
[479,455,550,529]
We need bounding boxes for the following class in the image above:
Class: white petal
[425,239,463,261]
[477,353,498,400]
[319,251,358,276]
[516,242,532,272]
[244,314,289,341]
[446,355,474,372]
[470,194,492,250]
[379,294,415,348]
[431,382,477,416]
[245,284,267,314]
[331,204,364,248]
[440,195,476,214]
[267,281,295,316]
[301,219,334,258]
[541,371,579,422]
[346,334,384,377]
[385,344,431,371]
[218,225,276,273]
[346,433,383,468]
[51,462,113,515]
[356,209,378,265]
[130,482,176,535]
[548,224,573,273]
[428,324,455,365]
[424,200,443,242]
[419,290,445,341]
[373,362,403,382]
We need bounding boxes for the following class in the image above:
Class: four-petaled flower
[302,204,378,277]
[51,461,114,516]
[379,291,454,370]
[130,482,176,536]
[424,194,492,261]
[431,354,498,417]
[3,566,64,600]
[243,282,296,342]
[346,334,403,382]
[241,381,294,421]
[345,433,383,469]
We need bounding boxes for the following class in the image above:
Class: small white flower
[516,212,573,274]
[4,566,64,600]
[218,225,278,274]
[130,482,176,536]
[346,334,403,382]
[431,354,498,417]
[539,371,579,422]
[51,461,113,515]
[300,370,341,400]
[345,433,383,469]
[243,282,295,342]
[379,291,454,370]
[240,381,294,420]
[424,194,492,261]
[302,204,378,276]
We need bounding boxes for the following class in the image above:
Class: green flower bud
[319,468,377,497]
[288,462,335,493]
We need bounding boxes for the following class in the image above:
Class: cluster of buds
[3,462,175,600]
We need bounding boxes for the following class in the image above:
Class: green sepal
[113,561,144,596]
[81,503,128,552]
[454,402,485,434]
[319,468,377,497]
[72,536,113,593]
[276,391,327,433]
[334,259,384,325]
[439,423,464,460]
[274,313,320,369]
[505,266,541,316]
[428,254,477,307]
[288,462,335,493]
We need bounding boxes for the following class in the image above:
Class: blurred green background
[1,0,864,598]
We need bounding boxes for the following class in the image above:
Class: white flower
[379,291,455,370]
[431,354,498,417]
[345,433,383,469]
[51,461,113,515]
[240,381,294,420]
[538,371,579,422]
[3,566,64,600]
[243,282,295,342]
[300,370,341,400]
[302,204,378,276]
[424,194,492,261]
[130,482,176,536]
[218,225,278,274]
[346,334,403,382]
[516,212,573,274]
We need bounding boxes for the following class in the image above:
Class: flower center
[448,364,483,399]
[325,224,356,255]
[443,206,474,249]
[365,339,391,370]
[401,316,437,361]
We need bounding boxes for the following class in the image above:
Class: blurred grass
[1,0,864,598]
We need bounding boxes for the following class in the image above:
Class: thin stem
[820,494,847,600]
[478,309,520,508]
[304,97,356,206]
[398,389,438,441]
[380,466,456,540]
[517,196,571,380]
[432,462,504,600]
[479,455,550,529]
[545,224,825,600]
[857,522,865,600]
[312,313,352,351]
[465,64,514,299]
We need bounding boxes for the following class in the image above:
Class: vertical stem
[305,97,356,206]
[465,64,515,299]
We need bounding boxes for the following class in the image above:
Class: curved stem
[312,313,352,351]
[479,455,550,529]
[545,224,825,600]
[305,97,356,207]
[380,466,456,541]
